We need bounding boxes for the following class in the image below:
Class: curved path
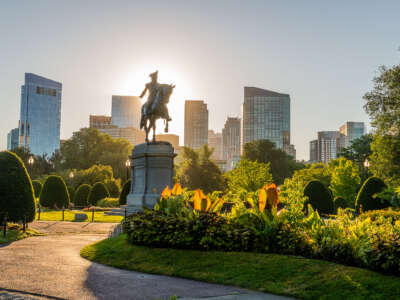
[0,221,293,300]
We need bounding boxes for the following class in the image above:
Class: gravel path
[0,221,293,300]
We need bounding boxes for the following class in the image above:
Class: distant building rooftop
[244,86,289,98]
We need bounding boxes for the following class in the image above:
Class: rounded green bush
[105,179,121,198]
[73,184,91,207]
[32,180,42,198]
[355,177,390,212]
[334,197,347,212]
[97,197,119,208]
[0,151,36,222]
[119,180,131,205]
[40,175,70,209]
[304,180,334,215]
[88,182,109,206]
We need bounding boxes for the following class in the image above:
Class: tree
[40,175,70,209]
[225,159,272,193]
[355,177,390,212]
[59,128,132,179]
[10,147,54,179]
[73,184,91,207]
[338,134,372,164]
[32,180,43,198]
[88,182,110,206]
[364,64,400,186]
[329,157,361,208]
[0,151,36,222]
[119,180,131,205]
[177,145,226,194]
[242,140,304,185]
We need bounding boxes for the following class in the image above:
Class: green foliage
[119,180,131,205]
[355,177,390,212]
[57,128,132,179]
[242,139,304,185]
[0,151,36,222]
[338,134,373,166]
[329,157,361,208]
[104,179,121,197]
[40,175,70,209]
[225,159,272,193]
[73,184,91,207]
[31,180,42,198]
[88,182,110,206]
[10,147,54,179]
[176,145,226,194]
[334,197,347,211]
[280,163,331,206]
[97,197,119,208]
[304,180,334,215]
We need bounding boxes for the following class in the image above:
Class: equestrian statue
[139,71,175,143]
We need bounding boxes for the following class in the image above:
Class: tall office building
[7,128,19,150]
[309,140,318,163]
[241,87,290,152]
[90,115,112,129]
[19,73,62,156]
[111,95,142,129]
[222,117,241,170]
[184,100,208,149]
[311,131,344,164]
[339,121,365,148]
[208,130,223,160]
[98,127,145,146]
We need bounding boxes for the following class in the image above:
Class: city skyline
[1,1,400,159]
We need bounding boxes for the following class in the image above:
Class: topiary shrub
[73,184,91,207]
[88,182,109,206]
[40,175,70,209]
[355,177,390,212]
[32,180,42,198]
[97,197,119,208]
[119,180,131,206]
[304,180,334,215]
[104,179,121,198]
[0,151,36,222]
[334,197,347,212]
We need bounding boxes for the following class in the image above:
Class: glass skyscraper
[7,128,19,150]
[184,100,209,149]
[19,73,62,156]
[241,87,290,151]
[111,95,142,129]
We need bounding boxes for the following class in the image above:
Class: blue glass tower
[19,73,62,156]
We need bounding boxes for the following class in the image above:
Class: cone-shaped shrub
[304,180,334,215]
[88,182,109,206]
[355,177,390,212]
[334,197,347,211]
[40,175,70,208]
[0,151,36,222]
[32,180,42,198]
[119,180,131,205]
[73,184,91,207]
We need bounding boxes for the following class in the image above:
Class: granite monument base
[126,141,175,214]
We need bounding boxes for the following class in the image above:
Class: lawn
[81,234,400,300]
[0,224,40,244]
[37,210,123,223]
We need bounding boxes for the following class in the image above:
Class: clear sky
[1,0,399,160]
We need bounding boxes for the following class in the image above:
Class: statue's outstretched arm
[139,86,147,98]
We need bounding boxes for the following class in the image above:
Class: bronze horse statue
[139,71,175,142]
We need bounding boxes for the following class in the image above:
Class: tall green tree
[10,147,54,179]
[59,128,132,179]
[177,145,226,194]
[364,64,400,186]
[242,140,304,185]
[338,134,372,165]
[225,159,272,193]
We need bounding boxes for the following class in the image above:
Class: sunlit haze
[1,0,400,159]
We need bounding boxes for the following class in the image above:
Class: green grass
[81,234,400,300]
[37,210,123,223]
[0,225,40,244]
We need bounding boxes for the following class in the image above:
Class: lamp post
[125,159,131,182]
[27,156,34,176]
[363,158,370,180]
[69,171,74,180]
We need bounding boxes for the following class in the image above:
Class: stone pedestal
[127,142,176,214]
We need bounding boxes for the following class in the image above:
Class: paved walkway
[0,221,293,300]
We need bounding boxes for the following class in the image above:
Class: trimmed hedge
[73,184,91,207]
[304,180,334,215]
[119,180,131,205]
[40,175,70,208]
[0,151,36,222]
[32,180,42,198]
[104,179,121,198]
[334,197,347,211]
[355,177,390,212]
[97,197,119,208]
[88,182,109,206]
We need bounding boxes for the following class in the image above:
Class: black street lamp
[125,159,131,182]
